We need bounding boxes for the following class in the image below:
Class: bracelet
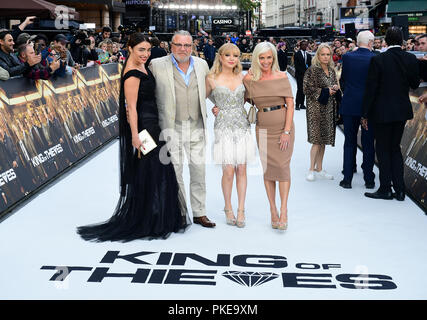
[283,130,291,135]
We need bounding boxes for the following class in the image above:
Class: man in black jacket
[362,27,420,201]
[203,39,216,69]
[294,40,311,110]
[146,37,167,66]
[277,42,288,72]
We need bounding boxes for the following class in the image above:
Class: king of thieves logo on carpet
[41,250,398,290]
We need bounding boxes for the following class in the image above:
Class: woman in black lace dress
[77,33,190,242]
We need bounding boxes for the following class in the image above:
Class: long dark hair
[118,33,151,196]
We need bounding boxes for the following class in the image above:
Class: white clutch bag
[138,129,157,155]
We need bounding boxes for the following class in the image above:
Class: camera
[75,31,92,46]
[118,24,137,36]
[35,43,42,55]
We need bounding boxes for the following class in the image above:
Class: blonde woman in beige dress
[243,42,295,231]
[207,43,256,228]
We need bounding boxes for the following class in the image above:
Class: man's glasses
[172,43,192,49]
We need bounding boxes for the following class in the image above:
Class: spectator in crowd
[96,26,112,46]
[348,42,356,52]
[0,30,40,77]
[339,31,376,190]
[373,37,382,51]
[15,33,37,48]
[231,33,239,45]
[97,40,111,64]
[381,38,387,51]
[268,37,277,46]
[333,38,342,50]
[163,41,170,53]
[303,43,339,182]
[203,39,216,69]
[17,43,60,80]
[52,34,75,67]
[0,66,9,80]
[34,34,49,56]
[406,38,416,51]
[8,16,37,42]
[414,34,423,51]
[83,35,99,65]
[340,44,347,56]
[294,40,312,110]
[277,41,288,72]
[147,37,166,66]
[333,46,342,64]
[417,34,427,52]
[191,42,199,57]
[362,27,420,201]
[70,31,98,67]
[239,38,250,53]
[198,37,207,53]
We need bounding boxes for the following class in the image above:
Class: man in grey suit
[149,31,216,228]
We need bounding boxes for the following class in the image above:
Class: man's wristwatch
[283,130,291,135]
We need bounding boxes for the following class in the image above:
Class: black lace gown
[77,69,190,241]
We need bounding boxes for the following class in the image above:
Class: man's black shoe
[394,191,405,201]
[364,190,393,200]
[300,105,306,109]
[296,106,300,110]
[341,167,357,175]
[365,182,375,189]
[339,180,352,189]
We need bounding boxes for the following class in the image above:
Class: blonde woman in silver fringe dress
[206,43,256,228]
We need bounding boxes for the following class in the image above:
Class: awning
[387,0,427,17]
[0,0,79,20]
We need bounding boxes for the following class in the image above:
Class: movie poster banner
[402,85,427,212]
[0,63,121,217]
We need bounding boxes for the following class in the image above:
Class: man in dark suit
[339,31,376,189]
[277,42,288,72]
[294,40,311,110]
[146,37,167,67]
[362,27,420,201]
[203,39,216,69]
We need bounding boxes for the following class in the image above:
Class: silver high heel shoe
[224,208,236,226]
[236,209,246,228]
[271,209,279,229]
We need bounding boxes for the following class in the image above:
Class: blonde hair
[209,43,242,76]
[250,42,280,81]
[312,43,335,69]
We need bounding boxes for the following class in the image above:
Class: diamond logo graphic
[222,271,279,287]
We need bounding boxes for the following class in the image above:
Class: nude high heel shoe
[278,210,288,231]
[236,209,246,228]
[271,209,279,229]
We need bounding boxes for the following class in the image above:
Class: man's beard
[173,53,190,63]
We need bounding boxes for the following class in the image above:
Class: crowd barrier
[0,63,121,219]
[404,84,426,212]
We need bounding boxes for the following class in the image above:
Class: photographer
[70,31,98,67]
[95,26,112,46]
[52,34,75,67]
